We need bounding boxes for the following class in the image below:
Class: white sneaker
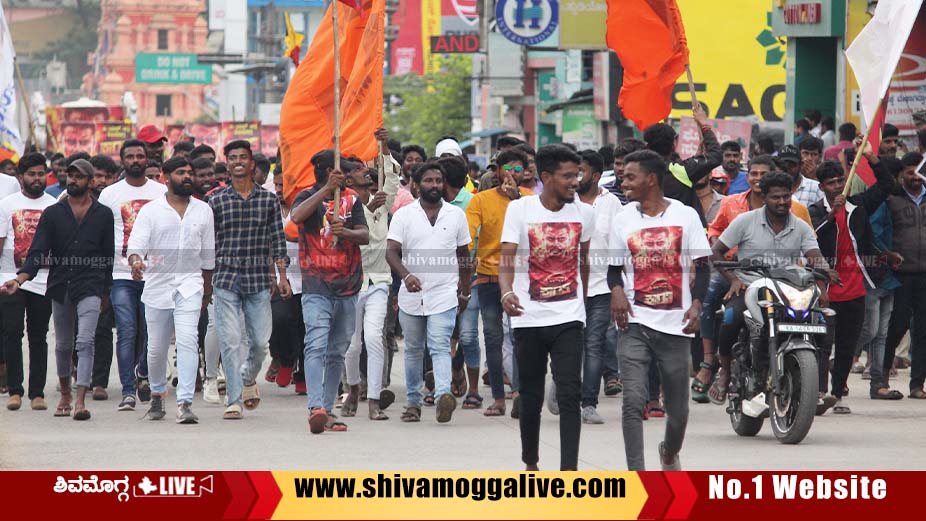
[203,378,221,405]
[546,382,559,415]
[582,405,604,424]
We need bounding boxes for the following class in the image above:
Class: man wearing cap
[137,125,168,164]
[779,143,825,208]
[435,137,476,193]
[1,158,114,421]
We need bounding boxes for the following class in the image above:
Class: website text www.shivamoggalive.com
[293,474,626,501]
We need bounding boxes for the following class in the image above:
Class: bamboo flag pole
[13,58,35,150]
[377,139,385,192]
[842,97,884,196]
[685,64,698,107]
[331,0,342,247]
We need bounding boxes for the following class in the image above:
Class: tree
[385,55,472,152]
[32,1,102,88]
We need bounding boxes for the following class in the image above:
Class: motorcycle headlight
[778,285,815,311]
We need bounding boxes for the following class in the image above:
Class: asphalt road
[1,343,923,471]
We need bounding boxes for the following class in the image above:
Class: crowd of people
[0,103,924,471]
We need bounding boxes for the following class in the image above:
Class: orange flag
[606,0,689,131]
[279,0,384,205]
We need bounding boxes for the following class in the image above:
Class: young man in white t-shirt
[499,144,594,471]
[608,150,711,471]
[98,139,167,412]
[0,153,57,411]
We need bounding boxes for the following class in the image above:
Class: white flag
[845,0,923,128]
[0,6,22,155]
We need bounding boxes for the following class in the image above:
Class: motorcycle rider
[710,171,837,408]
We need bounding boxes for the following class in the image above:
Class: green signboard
[135,53,212,84]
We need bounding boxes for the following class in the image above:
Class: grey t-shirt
[719,208,819,283]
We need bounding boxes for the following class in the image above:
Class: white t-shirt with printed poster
[98,178,167,281]
[0,191,58,295]
[501,196,595,329]
[608,199,711,338]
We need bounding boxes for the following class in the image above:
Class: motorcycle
[713,261,835,445]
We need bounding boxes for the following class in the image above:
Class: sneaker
[146,394,166,420]
[276,367,293,388]
[137,378,151,404]
[203,378,220,405]
[546,382,559,415]
[176,402,199,424]
[92,387,108,401]
[658,441,681,471]
[30,396,47,410]
[6,394,21,410]
[117,394,136,411]
[582,405,604,424]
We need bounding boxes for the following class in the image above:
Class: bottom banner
[8,471,911,520]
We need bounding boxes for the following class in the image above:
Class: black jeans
[822,297,866,398]
[91,305,114,388]
[514,321,583,470]
[270,296,304,368]
[885,272,926,391]
[717,294,748,359]
[0,291,52,399]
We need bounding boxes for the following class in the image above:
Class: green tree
[32,1,102,87]
[385,55,472,151]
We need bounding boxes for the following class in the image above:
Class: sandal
[341,394,358,417]
[54,404,73,417]
[646,403,666,418]
[242,384,260,410]
[369,407,389,420]
[484,403,505,417]
[833,403,851,414]
[73,408,91,421]
[223,404,243,420]
[325,420,349,432]
[423,393,436,406]
[909,388,926,399]
[604,378,623,396]
[708,367,730,405]
[401,406,421,423]
[308,408,329,434]
[870,387,904,400]
[451,370,467,397]
[462,393,483,409]
[378,389,396,410]
[691,362,713,404]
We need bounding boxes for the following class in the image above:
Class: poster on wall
[221,121,261,153]
[261,125,280,158]
[186,123,222,158]
[46,106,126,152]
[97,123,134,160]
[676,117,752,161]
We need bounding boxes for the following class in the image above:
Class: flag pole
[684,64,698,107]
[331,0,342,247]
[13,58,35,150]
[843,97,884,196]
[377,139,385,192]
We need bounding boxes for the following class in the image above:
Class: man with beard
[98,139,167,412]
[137,125,168,164]
[387,162,472,425]
[44,154,67,198]
[609,150,711,471]
[88,154,118,401]
[720,141,749,195]
[191,157,218,200]
[128,157,215,424]
[0,153,58,411]
[291,151,369,433]
[499,145,593,471]
[2,159,114,420]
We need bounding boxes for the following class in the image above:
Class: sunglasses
[502,165,524,173]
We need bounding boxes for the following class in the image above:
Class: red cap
[710,171,731,182]
[137,125,167,144]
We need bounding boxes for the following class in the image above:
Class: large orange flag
[279,0,384,204]
[606,0,689,131]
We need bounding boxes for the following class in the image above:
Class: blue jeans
[475,283,506,400]
[457,284,482,370]
[582,294,611,407]
[700,275,730,342]
[400,307,456,407]
[302,293,358,412]
[111,279,148,396]
[858,287,894,389]
[213,285,272,407]
[603,322,619,380]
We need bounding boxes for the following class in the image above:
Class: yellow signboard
[421,0,442,74]
[669,0,787,121]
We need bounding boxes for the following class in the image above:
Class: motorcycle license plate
[778,323,827,334]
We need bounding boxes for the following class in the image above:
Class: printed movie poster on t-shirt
[527,222,581,302]
[120,200,151,256]
[11,209,42,268]
[627,225,683,310]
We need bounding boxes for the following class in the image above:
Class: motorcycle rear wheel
[769,350,818,445]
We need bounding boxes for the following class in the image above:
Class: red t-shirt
[829,207,866,302]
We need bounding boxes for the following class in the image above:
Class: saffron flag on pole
[605,0,689,131]
[845,0,921,128]
[0,6,23,156]
[339,0,384,163]
[282,13,305,67]
[279,0,381,205]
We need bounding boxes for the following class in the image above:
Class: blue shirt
[869,202,900,291]
[905,185,926,206]
[45,183,65,198]
[727,170,750,195]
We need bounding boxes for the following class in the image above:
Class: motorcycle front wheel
[769,349,818,444]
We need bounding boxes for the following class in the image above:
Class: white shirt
[126,195,215,309]
[388,199,471,316]
[0,191,57,295]
[577,188,622,297]
[501,196,595,329]
[0,175,19,199]
[609,200,711,337]
[360,164,399,291]
[98,178,167,281]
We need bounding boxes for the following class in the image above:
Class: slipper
[73,408,91,421]
[401,406,421,423]
[850,362,865,374]
[436,393,457,423]
[462,393,483,409]
[242,384,260,410]
[424,371,435,393]
[309,408,329,434]
[325,420,349,432]
[54,404,72,417]
[708,367,730,405]
[646,404,666,418]
[423,393,436,406]
[816,395,837,415]
[223,404,243,420]
[341,395,358,417]
[378,390,396,410]
[369,407,389,420]
[483,403,505,417]
[451,370,467,397]
[604,378,623,396]
[833,404,851,414]
[909,388,926,399]
[870,388,904,400]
